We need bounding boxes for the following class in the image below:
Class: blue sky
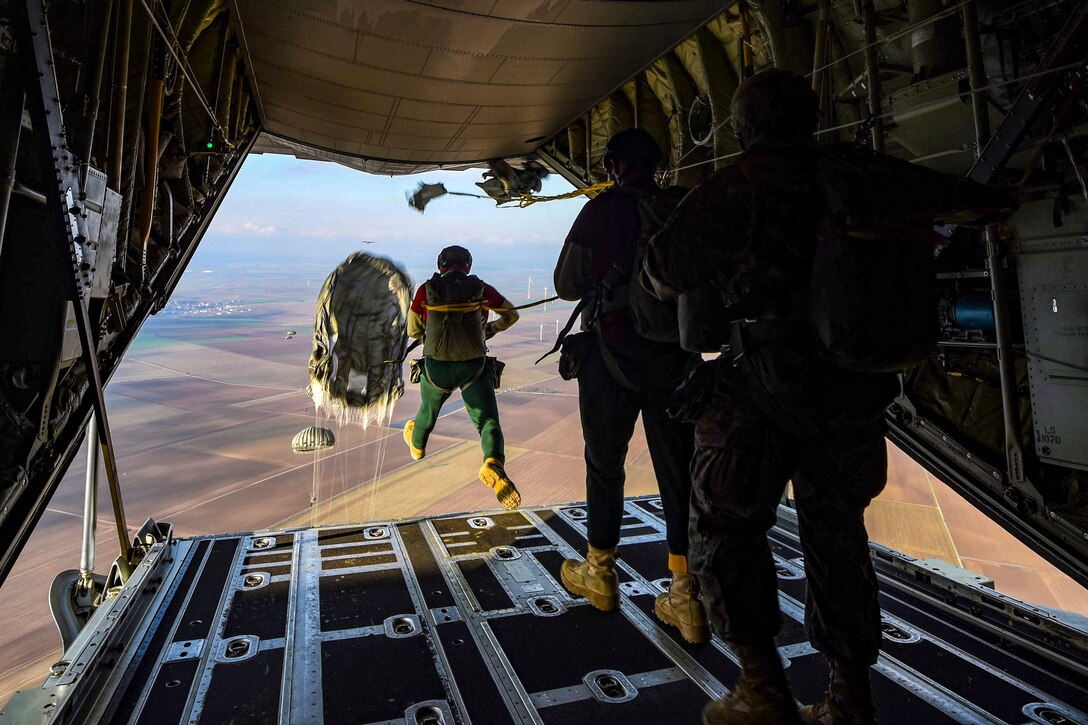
[195,153,588,285]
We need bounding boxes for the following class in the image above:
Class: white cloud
[239,221,277,234]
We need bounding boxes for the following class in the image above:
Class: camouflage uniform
[643,139,895,666]
[691,356,888,663]
[643,135,1014,666]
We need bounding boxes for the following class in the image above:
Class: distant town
[159,298,255,317]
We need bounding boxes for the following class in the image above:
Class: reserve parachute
[307,253,412,427]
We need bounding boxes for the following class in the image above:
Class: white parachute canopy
[291,426,336,453]
[307,253,412,427]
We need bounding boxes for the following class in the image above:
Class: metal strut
[984,226,1025,487]
[13,0,131,566]
[968,0,1088,183]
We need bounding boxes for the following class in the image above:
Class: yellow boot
[478,457,520,509]
[655,555,710,644]
[403,420,425,460]
[561,545,619,611]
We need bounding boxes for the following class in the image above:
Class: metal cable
[666,60,1087,177]
[136,0,223,136]
[670,0,975,171]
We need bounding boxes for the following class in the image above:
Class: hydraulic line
[738,1,754,79]
[135,32,165,281]
[811,0,831,94]
[0,78,22,256]
[137,0,222,139]
[108,0,133,190]
[962,0,991,155]
[80,0,116,187]
[859,0,885,152]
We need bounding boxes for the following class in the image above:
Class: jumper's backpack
[423,271,487,362]
[810,148,940,373]
[601,185,689,342]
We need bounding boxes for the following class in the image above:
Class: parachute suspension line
[309,407,320,528]
[338,428,353,525]
[365,406,393,522]
[309,447,318,528]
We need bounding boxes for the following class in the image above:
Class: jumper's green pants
[412,357,504,463]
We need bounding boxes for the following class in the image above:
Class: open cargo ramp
[2,496,1086,724]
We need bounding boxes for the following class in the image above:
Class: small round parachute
[292,426,336,454]
[308,252,412,427]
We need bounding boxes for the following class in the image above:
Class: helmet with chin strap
[438,245,472,272]
[601,128,663,172]
[729,69,818,148]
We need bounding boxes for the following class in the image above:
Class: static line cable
[496,181,614,208]
[136,0,224,139]
[665,60,1088,178]
[806,0,973,80]
[1021,349,1088,376]
[670,0,976,173]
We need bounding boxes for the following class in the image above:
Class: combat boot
[654,556,710,644]
[561,545,619,611]
[478,457,520,509]
[800,658,876,725]
[703,643,801,725]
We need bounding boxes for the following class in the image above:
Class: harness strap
[422,357,488,394]
[594,326,639,392]
[424,295,560,314]
[535,294,594,364]
[424,301,485,313]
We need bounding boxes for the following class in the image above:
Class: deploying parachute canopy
[292,426,336,453]
[308,253,413,428]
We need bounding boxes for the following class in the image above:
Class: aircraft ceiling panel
[251,62,397,114]
[469,103,568,125]
[231,0,730,172]
[396,96,477,122]
[419,48,507,80]
[487,57,571,86]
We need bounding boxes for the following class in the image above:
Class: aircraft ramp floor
[3,496,1086,724]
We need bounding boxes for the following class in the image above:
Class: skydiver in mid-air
[403,246,522,508]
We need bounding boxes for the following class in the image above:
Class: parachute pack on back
[809,147,940,373]
[601,185,688,342]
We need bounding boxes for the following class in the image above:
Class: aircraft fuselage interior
[0,0,1086,722]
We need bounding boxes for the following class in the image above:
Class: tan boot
[703,643,801,725]
[478,457,520,509]
[799,658,876,725]
[654,556,710,644]
[403,420,425,460]
[561,545,619,611]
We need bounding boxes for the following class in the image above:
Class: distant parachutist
[307,252,413,428]
[291,426,335,453]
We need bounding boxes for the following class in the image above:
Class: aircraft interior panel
[1,0,1087,718]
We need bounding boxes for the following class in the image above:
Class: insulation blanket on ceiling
[308,253,412,428]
